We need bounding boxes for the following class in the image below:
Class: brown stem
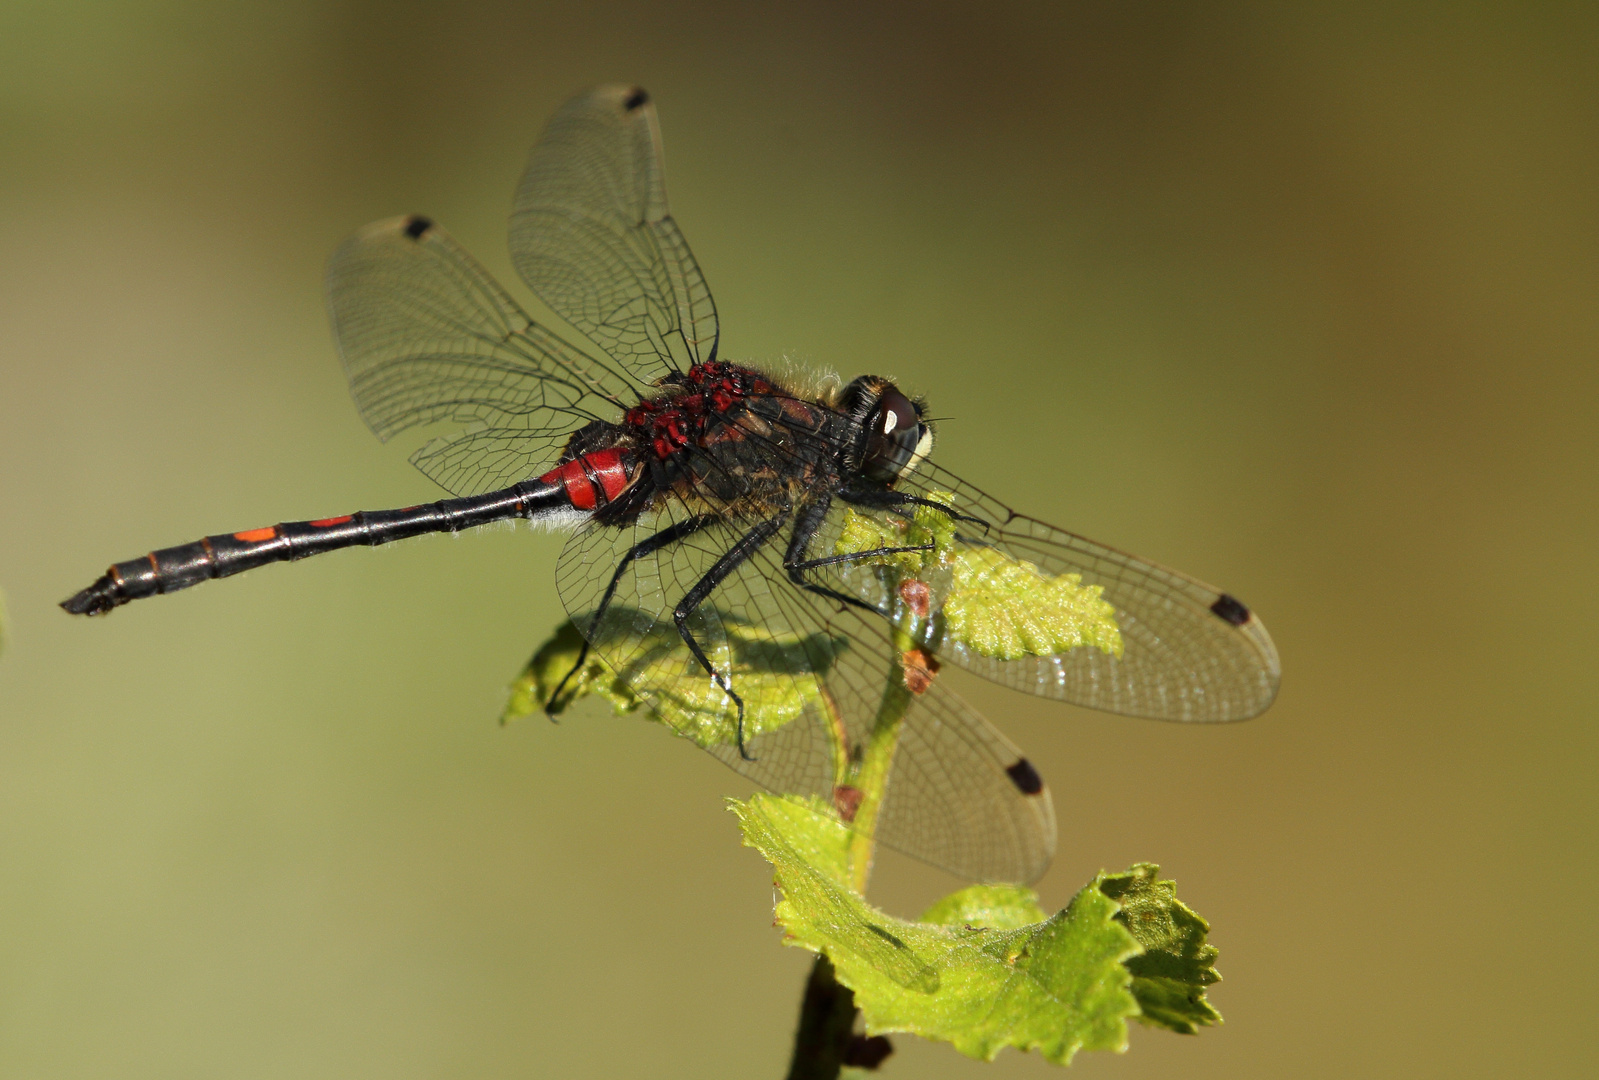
[789,571,921,1076]
[784,955,858,1080]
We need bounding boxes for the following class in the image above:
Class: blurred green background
[1,2,1594,1077]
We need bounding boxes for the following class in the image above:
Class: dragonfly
[63,85,1279,884]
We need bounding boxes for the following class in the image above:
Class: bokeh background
[2,2,1594,1077]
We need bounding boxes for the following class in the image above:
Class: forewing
[554,506,1056,883]
[510,84,718,380]
[813,462,1281,722]
[327,216,638,496]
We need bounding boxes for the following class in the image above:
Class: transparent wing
[510,84,718,380]
[554,502,1056,884]
[327,216,643,496]
[807,462,1281,723]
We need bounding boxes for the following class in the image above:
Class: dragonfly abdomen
[60,476,580,616]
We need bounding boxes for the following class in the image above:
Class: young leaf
[504,614,848,747]
[735,793,1144,1065]
[1098,864,1222,1034]
[834,493,1122,661]
[942,545,1123,660]
[502,618,642,723]
[920,872,1223,1037]
[921,883,1048,930]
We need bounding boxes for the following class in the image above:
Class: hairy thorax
[594,362,852,521]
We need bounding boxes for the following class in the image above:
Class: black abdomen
[61,479,570,615]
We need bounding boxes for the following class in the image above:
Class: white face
[860,383,930,483]
[903,424,935,477]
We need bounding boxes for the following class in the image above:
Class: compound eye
[862,387,924,482]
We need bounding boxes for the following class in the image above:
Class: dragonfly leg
[672,510,791,760]
[548,514,719,715]
[782,494,930,611]
[837,486,990,530]
[787,547,934,573]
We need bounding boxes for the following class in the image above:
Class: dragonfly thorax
[606,361,854,517]
[625,362,780,460]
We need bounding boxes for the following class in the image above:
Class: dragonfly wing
[809,461,1280,722]
[557,502,843,797]
[825,605,1058,885]
[510,84,718,380]
[327,216,636,496]
[554,505,1056,883]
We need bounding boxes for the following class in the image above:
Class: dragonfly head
[840,375,934,485]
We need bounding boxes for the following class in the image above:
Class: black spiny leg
[672,511,791,760]
[547,515,719,715]
[782,494,932,611]
[837,485,990,531]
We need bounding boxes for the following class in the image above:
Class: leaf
[942,546,1123,660]
[1098,864,1223,1034]
[503,618,642,723]
[921,884,1048,930]
[504,615,848,748]
[734,794,1144,1065]
[741,792,856,897]
[834,492,957,577]
[834,494,1122,661]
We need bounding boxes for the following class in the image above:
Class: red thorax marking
[624,362,776,462]
[540,449,630,511]
[234,526,277,543]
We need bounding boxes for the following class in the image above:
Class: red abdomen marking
[310,515,354,528]
[233,526,277,543]
[539,449,631,511]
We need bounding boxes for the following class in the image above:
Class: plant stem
[844,622,916,893]
[785,615,918,1078]
[784,955,858,1080]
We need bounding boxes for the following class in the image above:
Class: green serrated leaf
[943,545,1123,660]
[504,615,848,749]
[921,884,1049,930]
[735,794,1144,1065]
[502,619,642,724]
[834,491,959,578]
[1098,864,1222,1034]
[738,791,856,893]
[834,494,1122,661]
